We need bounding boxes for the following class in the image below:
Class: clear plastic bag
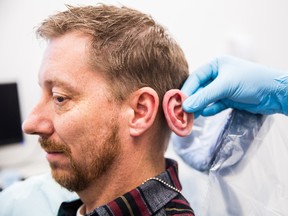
[172,110,288,216]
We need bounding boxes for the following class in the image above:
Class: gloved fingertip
[182,104,200,118]
[201,109,217,117]
[201,102,226,116]
[182,99,196,113]
[193,111,201,119]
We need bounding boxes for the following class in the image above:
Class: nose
[22,101,54,137]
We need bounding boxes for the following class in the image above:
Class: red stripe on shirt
[130,189,150,216]
[167,162,181,190]
[107,200,123,216]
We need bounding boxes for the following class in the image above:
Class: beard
[39,124,120,192]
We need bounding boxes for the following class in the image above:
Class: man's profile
[7,4,194,216]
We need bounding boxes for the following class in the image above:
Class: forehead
[38,32,109,92]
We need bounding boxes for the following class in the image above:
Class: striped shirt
[57,158,195,216]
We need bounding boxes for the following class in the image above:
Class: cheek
[53,106,117,149]
[52,108,98,145]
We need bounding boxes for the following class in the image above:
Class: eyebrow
[43,79,79,94]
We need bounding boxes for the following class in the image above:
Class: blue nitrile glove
[182,56,288,117]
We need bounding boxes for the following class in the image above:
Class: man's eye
[56,96,65,103]
[52,93,68,105]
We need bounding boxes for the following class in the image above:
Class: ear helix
[162,89,193,137]
[129,87,159,137]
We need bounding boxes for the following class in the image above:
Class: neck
[77,148,165,213]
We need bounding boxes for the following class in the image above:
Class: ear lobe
[128,87,159,137]
[163,89,193,137]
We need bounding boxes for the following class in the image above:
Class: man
[15,4,194,216]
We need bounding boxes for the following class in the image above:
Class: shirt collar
[58,158,182,216]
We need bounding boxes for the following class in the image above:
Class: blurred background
[0,0,287,207]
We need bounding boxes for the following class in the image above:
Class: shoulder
[0,173,78,216]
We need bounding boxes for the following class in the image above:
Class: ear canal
[163,89,193,137]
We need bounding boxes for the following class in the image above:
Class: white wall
[0,0,287,177]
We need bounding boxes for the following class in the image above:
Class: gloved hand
[182,56,288,117]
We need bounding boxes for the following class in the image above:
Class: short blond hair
[37,4,189,102]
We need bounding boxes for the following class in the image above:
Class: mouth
[39,138,69,154]
[39,138,70,164]
[45,150,65,154]
[45,149,68,163]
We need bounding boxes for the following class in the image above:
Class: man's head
[37,5,189,119]
[23,4,192,192]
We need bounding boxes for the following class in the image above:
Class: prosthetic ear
[163,89,193,137]
[128,87,159,137]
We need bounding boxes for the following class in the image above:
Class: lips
[45,149,65,154]
[39,137,69,150]
[43,146,65,153]
[39,138,71,162]
[45,150,68,164]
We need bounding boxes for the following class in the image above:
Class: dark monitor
[0,82,23,146]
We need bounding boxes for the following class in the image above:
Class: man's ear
[128,87,159,137]
[163,89,193,137]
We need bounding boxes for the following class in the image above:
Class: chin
[51,168,88,192]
